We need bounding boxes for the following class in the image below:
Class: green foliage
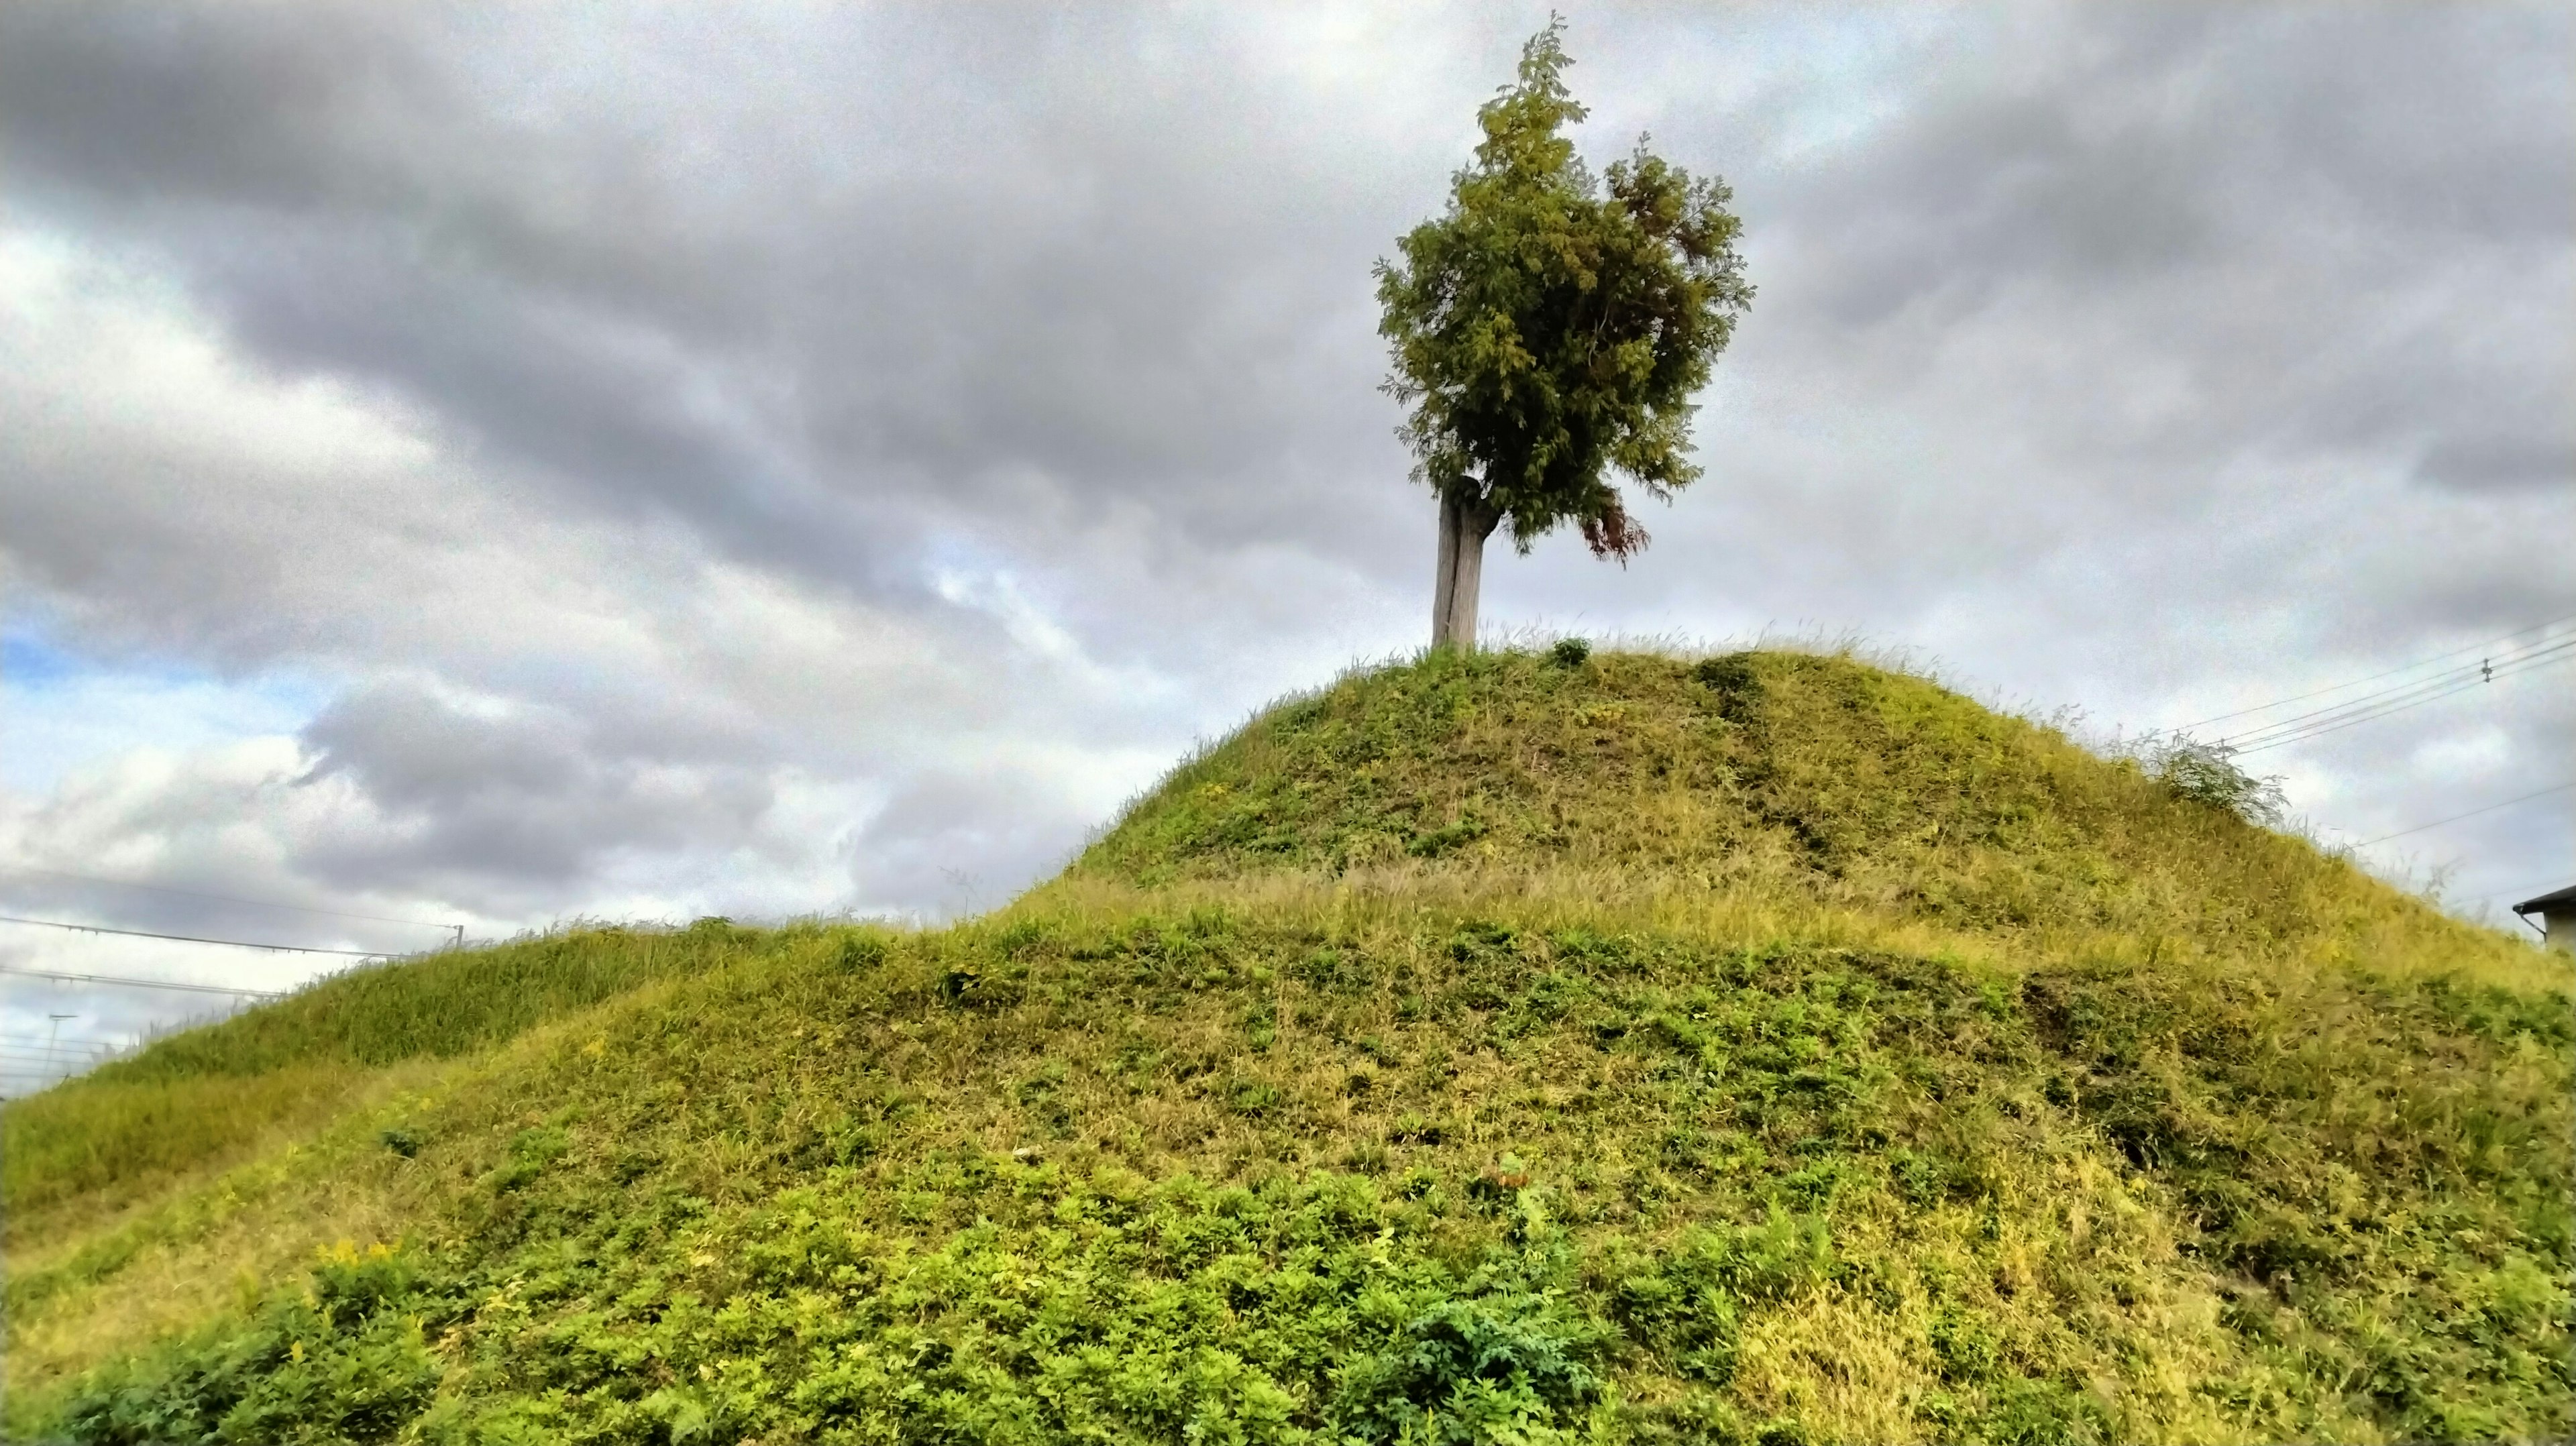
[1549,637,1593,667]
[1336,1292,1608,1444]
[48,1172,1627,1445]
[1377,20,1751,560]
[57,1242,449,1446]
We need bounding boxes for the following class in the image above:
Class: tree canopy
[1377,20,1752,560]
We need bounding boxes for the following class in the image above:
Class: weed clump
[2135,735,2288,826]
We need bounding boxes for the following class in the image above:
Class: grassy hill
[5,648,2569,1445]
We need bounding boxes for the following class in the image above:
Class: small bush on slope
[2131,737,2288,829]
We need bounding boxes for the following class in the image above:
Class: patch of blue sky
[3,629,83,686]
[1582,5,1973,170]
[0,622,333,795]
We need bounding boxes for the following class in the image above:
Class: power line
[0,1056,115,1077]
[0,1046,106,1065]
[2226,645,2574,756]
[0,963,288,999]
[2218,636,2575,752]
[0,863,459,934]
[2231,659,2571,757]
[2175,611,2576,731]
[2493,874,2575,904]
[2220,636,2573,747]
[2220,636,2574,746]
[0,1032,123,1050]
[2349,781,2576,848]
[0,913,386,958]
[2233,673,2540,757]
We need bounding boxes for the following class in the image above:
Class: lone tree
[1378,19,1751,649]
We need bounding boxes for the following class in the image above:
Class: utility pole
[46,1011,76,1080]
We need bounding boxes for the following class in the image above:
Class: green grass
[5,649,2570,1444]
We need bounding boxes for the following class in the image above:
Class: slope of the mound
[3,919,765,1258]
[5,652,2569,1446]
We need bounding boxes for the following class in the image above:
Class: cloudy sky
[2,1,2569,1088]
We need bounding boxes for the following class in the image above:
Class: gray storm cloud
[294,679,778,887]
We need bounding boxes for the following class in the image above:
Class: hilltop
[5,649,2569,1445]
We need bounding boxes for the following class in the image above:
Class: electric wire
[2220,637,2573,747]
[2500,875,2575,906]
[2227,647,2573,755]
[0,864,458,933]
[0,963,290,998]
[0,1060,113,1080]
[2218,636,2574,746]
[0,1041,124,1056]
[0,1033,123,1050]
[2349,781,2576,848]
[2216,636,2575,751]
[0,1046,105,1065]
[0,913,388,958]
[0,1050,119,1066]
[2225,665,2565,757]
[2174,611,2576,731]
[2232,671,2561,758]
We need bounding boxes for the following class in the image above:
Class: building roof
[2512,883,2576,915]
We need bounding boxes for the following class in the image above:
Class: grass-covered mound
[1072,650,2489,968]
[5,650,2570,1445]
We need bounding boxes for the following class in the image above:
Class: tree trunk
[1431,493,1501,649]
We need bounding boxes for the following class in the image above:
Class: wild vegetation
[6,649,2569,1444]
